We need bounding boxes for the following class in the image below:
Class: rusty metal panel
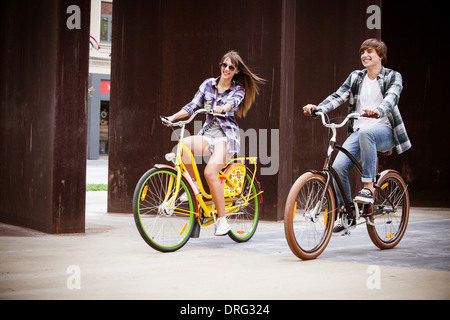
[0,0,90,233]
[293,0,382,207]
[381,1,449,206]
[109,0,448,223]
[277,0,297,220]
[52,0,91,233]
[109,0,283,220]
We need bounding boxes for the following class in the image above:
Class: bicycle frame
[312,112,373,221]
[159,109,263,226]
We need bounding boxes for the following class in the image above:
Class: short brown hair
[360,38,388,65]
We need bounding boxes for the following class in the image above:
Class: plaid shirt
[183,77,245,154]
[318,67,412,154]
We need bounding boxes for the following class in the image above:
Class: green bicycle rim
[136,169,195,250]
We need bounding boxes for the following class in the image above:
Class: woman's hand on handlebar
[303,104,318,116]
[161,116,172,127]
[162,109,189,126]
[161,115,176,127]
[213,103,231,115]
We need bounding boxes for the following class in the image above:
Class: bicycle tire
[133,167,196,252]
[227,169,260,243]
[366,170,410,249]
[284,172,336,260]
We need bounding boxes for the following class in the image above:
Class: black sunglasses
[220,62,236,72]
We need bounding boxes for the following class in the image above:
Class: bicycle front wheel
[366,170,410,249]
[284,172,336,260]
[227,170,260,243]
[133,167,197,252]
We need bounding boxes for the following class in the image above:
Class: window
[99,101,109,155]
[100,2,112,44]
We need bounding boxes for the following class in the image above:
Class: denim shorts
[201,121,227,154]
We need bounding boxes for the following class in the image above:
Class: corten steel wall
[109,0,386,220]
[380,1,449,207]
[109,0,284,219]
[292,0,382,207]
[0,0,90,233]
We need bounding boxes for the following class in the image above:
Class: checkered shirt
[318,67,412,154]
[183,77,245,154]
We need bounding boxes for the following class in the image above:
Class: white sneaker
[354,188,374,204]
[215,217,230,236]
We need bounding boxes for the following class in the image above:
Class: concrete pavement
[86,158,108,185]
[0,160,449,300]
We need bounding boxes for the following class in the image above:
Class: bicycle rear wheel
[366,170,410,249]
[226,169,260,243]
[284,172,336,260]
[133,167,197,252]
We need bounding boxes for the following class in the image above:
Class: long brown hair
[219,51,265,118]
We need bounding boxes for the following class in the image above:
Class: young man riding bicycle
[303,38,412,234]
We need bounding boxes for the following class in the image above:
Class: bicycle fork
[302,171,332,223]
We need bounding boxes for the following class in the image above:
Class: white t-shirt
[353,74,391,130]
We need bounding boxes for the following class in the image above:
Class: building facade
[88,0,112,159]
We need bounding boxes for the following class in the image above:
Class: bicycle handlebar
[312,110,378,129]
[161,108,226,127]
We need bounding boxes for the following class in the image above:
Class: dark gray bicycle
[284,111,410,260]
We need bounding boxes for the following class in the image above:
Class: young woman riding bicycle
[165,51,265,236]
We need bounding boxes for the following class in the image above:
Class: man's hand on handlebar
[362,106,380,118]
[303,104,318,116]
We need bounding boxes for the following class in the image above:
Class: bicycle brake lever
[160,116,172,126]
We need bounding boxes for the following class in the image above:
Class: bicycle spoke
[291,177,333,253]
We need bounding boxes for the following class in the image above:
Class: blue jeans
[332,124,395,207]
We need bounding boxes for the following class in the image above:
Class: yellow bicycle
[133,109,263,252]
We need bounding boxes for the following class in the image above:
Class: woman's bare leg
[204,141,228,218]
[182,135,209,181]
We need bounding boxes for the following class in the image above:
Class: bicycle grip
[303,109,318,118]
[205,106,226,116]
[310,109,319,118]
[160,116,171,125]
